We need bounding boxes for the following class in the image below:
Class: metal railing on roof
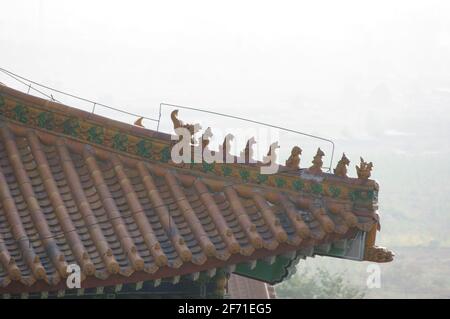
[0,67,335,171]
[0,67,160,124]
[158,103,335,171]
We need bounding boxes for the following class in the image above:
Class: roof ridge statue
[134,117,145,127]
[171,109,202,144]
[261,141,280,174]
[201,127,213,151]
[334,153,350,177]
[263,141,279,163]
[285,146,302,170]
[220,133,235,163]
[356,157,373,180]
[308,147,325,174]
[240,137,257,164]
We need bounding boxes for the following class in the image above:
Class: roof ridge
[0,84,168,140]
[0,85,379,204]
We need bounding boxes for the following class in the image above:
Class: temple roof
[0,84,392,295]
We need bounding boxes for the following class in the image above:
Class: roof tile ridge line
[289,196,326,240]
[2,84,308,177]
[54,138,120,275]
[82,146,145,272]
[0,85,166,141]
[192,178,240,256]
[2,115,372,204]
[277,193,312,239]
[325,199,359,228]
[309,199,336,234]
[0,160,46,282]
[325,203,350,235]
[2,86,328,177]
[110,155,168,268]
[252,193,288,243]
[3,86,358,186]
[33,117,308,199]
[3,86,374,187]
[26,131,96,276]
[0,125,68,278]
[174,163,332,200]
[223,186,263,251]
[0,229,22,281]
[251,193,289,244]
[163,170,217,259]
[135,161,192,264]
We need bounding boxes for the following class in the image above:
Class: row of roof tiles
[0,121,378,292]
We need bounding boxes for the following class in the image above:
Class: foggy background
[1,0,449,297]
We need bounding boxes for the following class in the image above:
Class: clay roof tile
[0,85,389,294]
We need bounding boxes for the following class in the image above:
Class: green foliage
[275,267,365,299]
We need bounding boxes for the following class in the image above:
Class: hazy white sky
[1,0,450,164]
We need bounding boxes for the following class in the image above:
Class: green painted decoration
[112,132,128,152]
[63,118,80,137]
[370,190,377,202]
[87,126,104,144]
[12,103,28,123]
[350,189,374,203]
[221,165,232,177]
[275,177,286,188]
[239,169,250,182]
[202,162,215,173]
[37,112,54,130]
[292,179,304,191]
[329,185,341,198]
[311,183,323,195]
[160,146,171,163]
[234,255,295,285]
[256,173,268,184]
[136,139,152,158]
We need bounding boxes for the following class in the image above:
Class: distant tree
[275,267,365,299]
